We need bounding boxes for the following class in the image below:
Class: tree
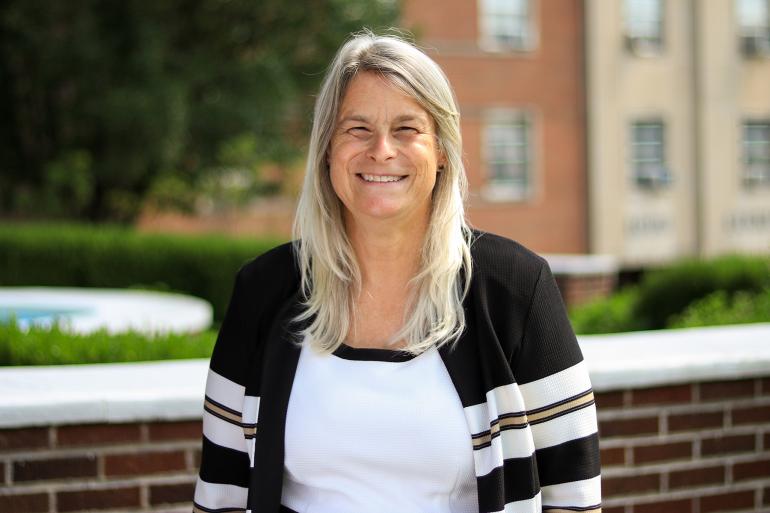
[0,0,399,222]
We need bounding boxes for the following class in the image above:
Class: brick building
[402,0,588,254]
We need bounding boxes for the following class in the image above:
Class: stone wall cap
[1,323,769,428]
[543,253,619,275]
[581,322,770,391]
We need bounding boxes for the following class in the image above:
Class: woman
[193,31,601,513]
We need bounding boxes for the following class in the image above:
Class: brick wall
[556,273,616,307]
[1,376,768,512]
[598,377,770,512]
[0,421,201,513]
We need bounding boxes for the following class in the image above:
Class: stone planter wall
[2,324,769,513]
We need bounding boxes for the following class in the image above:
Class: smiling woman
[192,30,601,513]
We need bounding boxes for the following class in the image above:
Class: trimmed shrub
[568,286,644,335]
[634,254,770,329]
[0,222,286,322]
[669,287,770,328]
[0,319,217,366]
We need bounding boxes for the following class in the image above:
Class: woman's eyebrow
[337,113,430,126]
[338,114,370,125]
[392,114,428,125]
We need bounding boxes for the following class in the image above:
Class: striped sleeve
[514,260,602,512]
[193,268,253,513]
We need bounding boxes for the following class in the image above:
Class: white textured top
[282,339,479,513]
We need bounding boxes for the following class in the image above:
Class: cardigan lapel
[248,292,304,513]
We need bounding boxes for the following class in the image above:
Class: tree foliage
[0,0,399,221]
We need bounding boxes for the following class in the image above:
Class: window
[737,0,770,56]
[743,121,770,186]
[631,121,671,189]
[483,113,532,201]
[479,0,534,51]
[623,0,664,55]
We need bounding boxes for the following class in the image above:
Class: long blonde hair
[291,29,474,356]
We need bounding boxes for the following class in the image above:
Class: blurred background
[2,0,768,255]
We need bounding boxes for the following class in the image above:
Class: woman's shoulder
[469,228,547,276]
[235,240,300,290]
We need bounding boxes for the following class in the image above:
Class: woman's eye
[349,126,369,133]
[397,126,418,133]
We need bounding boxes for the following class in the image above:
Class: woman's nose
[366,131,397,162]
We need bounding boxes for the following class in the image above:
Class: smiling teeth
[360,174,404,182]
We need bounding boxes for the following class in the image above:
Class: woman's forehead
[337,72,430,123]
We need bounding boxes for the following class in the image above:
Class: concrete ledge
[0,323,769,428]
[544,253,619,276]
[580,322,770,391]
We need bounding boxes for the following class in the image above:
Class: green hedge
[669,287,770,329]
[0,222,286,322]
[0,319,217,366]
[633,254,770,330]
[569,253,770,334]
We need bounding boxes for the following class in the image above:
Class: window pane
[738,0,769,31]
[631,121,668,186]
[743,122,770,185]
[625,0,662,41]
[480,0,531,49]
[486,116,530,191]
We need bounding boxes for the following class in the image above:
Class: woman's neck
[344,214,428,291]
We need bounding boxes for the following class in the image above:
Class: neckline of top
[331,342,418,362]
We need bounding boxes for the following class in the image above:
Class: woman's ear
[438,154,447,172]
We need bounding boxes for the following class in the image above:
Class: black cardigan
[193,230,602,513]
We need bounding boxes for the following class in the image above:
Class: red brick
[193,448,201,468]
[57,423,141,446]
[599,417,658,438]
[0,427,49,452]
[634,441,692,464]
[602,473,660,497]
[701,434,755,456]
[601,447,625,466]
[632,384,691,405]
[57,487,140,512]
[148,420,202,441]
[733,458,770,481]
[733,405,770,425]
[699,490,754,513]
[0,493,49,513]
[699,379,755,401]
[635,498,693,513]
[13,455,97,482]
[762,377,770,394]
[149,481,196,505]
[765,485,770,506]
[0,461,5,484]
[766,432,770,450]
[668,411,723,432]
[594,391,624,409]
[603,508,624,513]
[104,450,187,476]
[669,465,725,489]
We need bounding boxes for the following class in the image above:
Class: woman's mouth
[357,173,407,183]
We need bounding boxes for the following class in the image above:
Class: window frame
[478,0,538,53]
[623,0,665,56]
[742,120,770,187]
[481,109,534,202]
[629,119,672,190]
[736,0,770,57]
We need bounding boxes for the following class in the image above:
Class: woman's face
[328,72,444,229]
